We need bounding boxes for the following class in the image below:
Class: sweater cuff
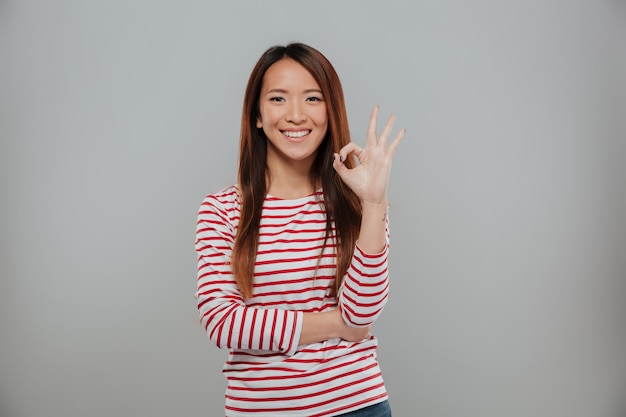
[285,310,303,356]
[354,241,389,259]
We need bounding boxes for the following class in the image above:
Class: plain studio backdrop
[1,1,625,416]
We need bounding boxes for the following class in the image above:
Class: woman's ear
[256,117,263,129]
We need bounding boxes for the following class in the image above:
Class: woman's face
[256,58,328,172]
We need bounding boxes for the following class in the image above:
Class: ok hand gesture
[332,106,405,206]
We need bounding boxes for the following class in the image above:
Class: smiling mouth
[282,130,311,139]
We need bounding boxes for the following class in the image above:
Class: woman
[195,42,404,416]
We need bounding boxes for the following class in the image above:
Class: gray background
[1,1,625,416]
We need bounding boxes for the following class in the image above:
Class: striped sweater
[195,185,390,417]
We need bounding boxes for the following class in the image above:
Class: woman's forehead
[261,59,321,91]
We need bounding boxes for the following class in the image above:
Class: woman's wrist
[357,200,388,253]
[360,199,388,212]
[300,310,342,344]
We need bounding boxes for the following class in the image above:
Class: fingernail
[339,155,343,162]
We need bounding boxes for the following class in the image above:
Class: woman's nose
[285,102,306,123]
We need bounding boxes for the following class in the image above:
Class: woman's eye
[306,96,322,102]
[269,97,285,102]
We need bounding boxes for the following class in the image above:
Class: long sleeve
[195,190,303,356]
[338,223,390,327]
[195,188,391,416]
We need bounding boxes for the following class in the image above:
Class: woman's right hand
[331,309,371,342]
[299,309,371,345]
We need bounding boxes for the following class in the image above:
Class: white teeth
[283,130,310,138]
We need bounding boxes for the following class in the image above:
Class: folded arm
[195,194,370,356]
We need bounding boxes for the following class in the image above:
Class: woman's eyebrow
[265,88,322,94]
[266,88,288,94]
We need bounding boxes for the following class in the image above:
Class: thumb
[332,153,351,180]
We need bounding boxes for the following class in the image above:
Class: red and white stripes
[195,186,390,416]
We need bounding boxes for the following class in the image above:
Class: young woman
[195,42,404,417]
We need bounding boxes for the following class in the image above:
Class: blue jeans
[336,400,392,417]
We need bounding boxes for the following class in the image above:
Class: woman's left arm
[332,105,405,326]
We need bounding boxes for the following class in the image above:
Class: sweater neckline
[265,189,323,202]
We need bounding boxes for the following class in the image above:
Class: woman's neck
[266,170,316,199]
[265,151,321,199]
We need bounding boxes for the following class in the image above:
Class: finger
[386,128,406,156]
[332,152,351,179]
[379,115,397,148]
[366,105,379,147]
[338,142,364,165]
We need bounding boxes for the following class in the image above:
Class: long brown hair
[232,42,361,299]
